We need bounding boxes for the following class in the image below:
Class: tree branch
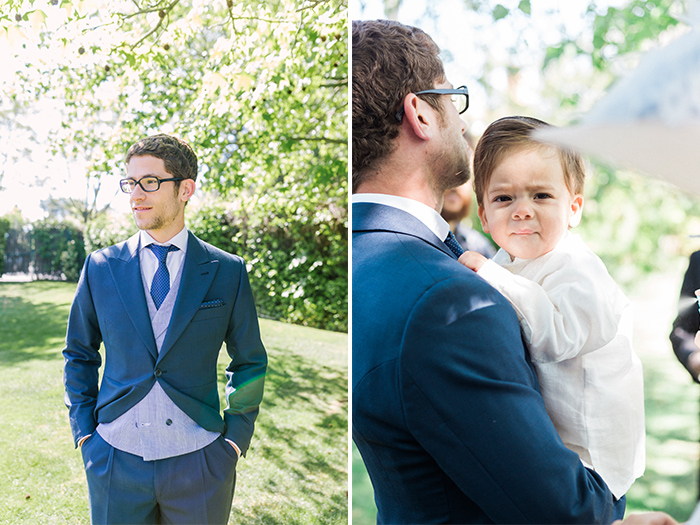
[120,0,178,21]
[319,81,347,88]
[118,0,180,49]
[284,136,347,144]
[296,0,334,13]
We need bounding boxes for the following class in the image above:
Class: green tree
[0,215,10,276]
[2,0,348,329]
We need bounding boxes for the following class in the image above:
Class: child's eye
[494,195,511,203]
[534,193,553,199]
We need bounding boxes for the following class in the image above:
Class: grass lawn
[0,281,348,525]
[352,270,700,523]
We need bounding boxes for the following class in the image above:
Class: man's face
[127,155,187,239]
[430,81,471,194]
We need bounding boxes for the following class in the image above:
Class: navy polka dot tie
[444,231,464,257]
[147,244,179,309]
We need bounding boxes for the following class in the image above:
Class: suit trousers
[81,432,238,524]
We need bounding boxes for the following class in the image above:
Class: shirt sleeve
[476,253,624,363]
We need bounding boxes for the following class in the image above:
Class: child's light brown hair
[472,116,585,206]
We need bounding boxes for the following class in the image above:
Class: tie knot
[148,243,179,263]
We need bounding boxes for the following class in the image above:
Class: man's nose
[130,184,147,202]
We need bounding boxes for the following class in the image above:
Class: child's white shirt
[477,231,645,498]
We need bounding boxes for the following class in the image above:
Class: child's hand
[458,251,487,272]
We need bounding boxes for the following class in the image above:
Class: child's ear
[568,194,584,228]
[477,204,490,234]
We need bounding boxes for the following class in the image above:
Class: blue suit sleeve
[222,261,267,456]
[62,254,103,448]
[400,276,623,523]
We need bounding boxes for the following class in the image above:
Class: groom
[63,134,267,524]
[352,19,625,523]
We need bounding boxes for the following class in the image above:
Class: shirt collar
[352,193,451,241]
[139,227,189,255]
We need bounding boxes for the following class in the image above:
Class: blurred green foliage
[578,165,700,291]
[30,220,85,281]
[0,216,10,276]
[188,198,347,332]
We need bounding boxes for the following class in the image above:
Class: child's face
[477,146,583,260]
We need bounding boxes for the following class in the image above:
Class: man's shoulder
[189,233,245,266]
[355,229,500,304]
[87,235,135,265]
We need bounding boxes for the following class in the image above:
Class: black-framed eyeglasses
[119,176,184,194]
[395,85,469,122]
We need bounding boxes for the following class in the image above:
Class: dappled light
[0,282,348,523]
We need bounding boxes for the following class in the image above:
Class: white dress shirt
[477,231,645,498]
[139,228,188,289]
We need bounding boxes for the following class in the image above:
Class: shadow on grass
[0,283,73,365]
[238,348,348,522]
[261,349,346,463]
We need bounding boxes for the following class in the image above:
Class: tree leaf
[517,0,531,16]
[492,4,509,21]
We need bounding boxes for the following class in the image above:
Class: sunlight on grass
[0,281,348,525]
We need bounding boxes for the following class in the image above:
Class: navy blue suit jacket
[63,231,267,456]
[352,202,624,524]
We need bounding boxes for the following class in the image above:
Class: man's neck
[145,222,186,244]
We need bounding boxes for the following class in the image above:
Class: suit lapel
[108,233,158,360]
[352,201,456,259]
[158,232,218,361]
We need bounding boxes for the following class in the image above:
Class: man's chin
[443,168,471,195]
[133,216,155,232]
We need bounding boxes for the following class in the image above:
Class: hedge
[82,200,348,333]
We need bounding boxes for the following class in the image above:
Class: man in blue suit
[63,134,267,524]
[352,20,625,523]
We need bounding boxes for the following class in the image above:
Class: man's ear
[180,179,196,202]
[401,94,436,141]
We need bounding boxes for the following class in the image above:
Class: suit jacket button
[154,369,162,377]
[165,419,172,426]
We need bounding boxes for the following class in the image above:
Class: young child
[459,116,645,499]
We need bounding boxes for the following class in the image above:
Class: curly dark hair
[126,134,198,188]
[352,20,446,192]
[473,116,586,206]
